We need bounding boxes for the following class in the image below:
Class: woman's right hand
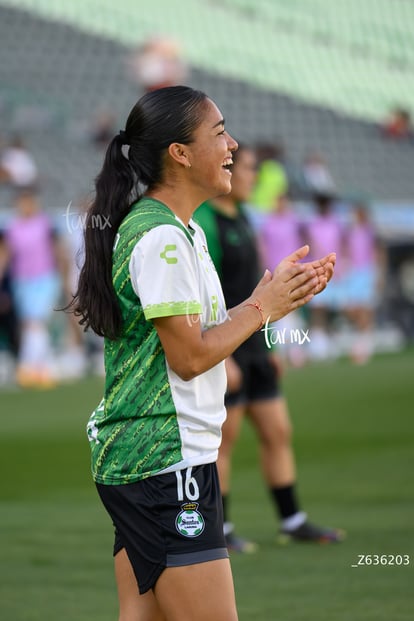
[250,245,336,324]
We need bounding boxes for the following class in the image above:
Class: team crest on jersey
[175,502,205,538]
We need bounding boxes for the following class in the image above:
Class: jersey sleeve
[129,224,203,320]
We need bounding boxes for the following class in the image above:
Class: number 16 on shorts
[175,467,200,501]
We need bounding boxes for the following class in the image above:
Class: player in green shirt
[196,145,344,550]
[69,86,336,621]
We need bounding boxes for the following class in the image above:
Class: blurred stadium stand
[0,1,414,206]
[1,0,414,121]
[0,0,413,339]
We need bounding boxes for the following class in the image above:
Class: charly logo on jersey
[160,244,178,264]
[175,502,205,537]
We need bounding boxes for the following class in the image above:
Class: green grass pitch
[1,350,413,620]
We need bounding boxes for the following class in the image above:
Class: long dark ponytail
[69,86,208,340]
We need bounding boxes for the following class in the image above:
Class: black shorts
[225,354,281,407]
[96,463,228,594]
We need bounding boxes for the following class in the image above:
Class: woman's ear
[168,143,192,168]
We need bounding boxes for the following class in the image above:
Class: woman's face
[228,148,257,202]
[185,98,238,198]
[16,193,39,218]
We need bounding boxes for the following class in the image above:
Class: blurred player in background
[4,188,63,387]
[304,192,346,360]
[259,193,308,367]
[343,202,385,364]
[196,144,344,552]
[69,86,335,620]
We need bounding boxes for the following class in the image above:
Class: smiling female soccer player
[70,85,335,621]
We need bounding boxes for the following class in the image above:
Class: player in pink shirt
[259,196,308,366]
[260,195,302,268]
[344,203,383,363]
[5,189,61,386]
[304,193,346,359]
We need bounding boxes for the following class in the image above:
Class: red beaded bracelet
[243,299,265,331]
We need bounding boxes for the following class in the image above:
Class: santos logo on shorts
[175,502,205,537]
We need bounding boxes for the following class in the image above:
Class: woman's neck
[146,187,198,226]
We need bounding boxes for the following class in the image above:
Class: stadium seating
[0,1,413,209]
[1,0,413,122]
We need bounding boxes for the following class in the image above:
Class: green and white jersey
[87,198,228,485]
